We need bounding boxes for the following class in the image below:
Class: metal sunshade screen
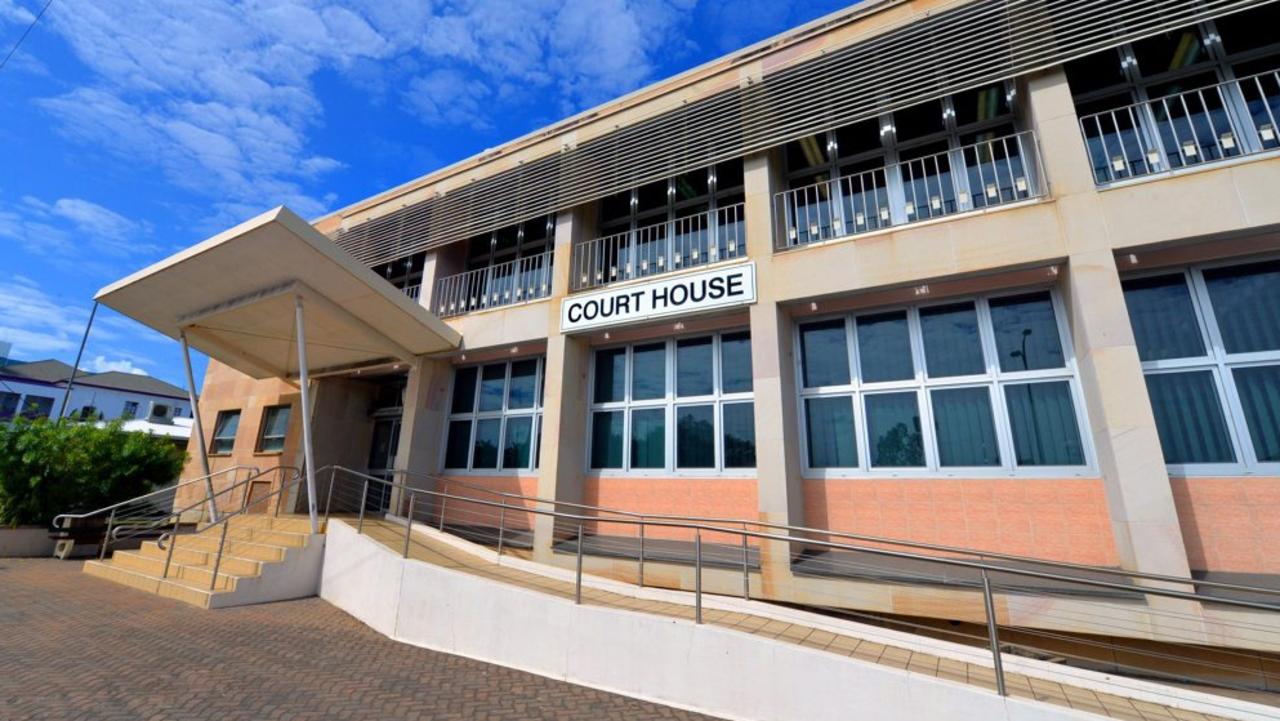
[334,0,1272,266]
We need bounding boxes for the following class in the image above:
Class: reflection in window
[722,403,756,468]
[632,343,667,400]
[257,405,291,453]
[591,411,624,469]
[800,319,850,387]
[857,311,913,382]
[472,418,501,469]
[990,292,1065,372]
[806,396,856,468]
[630,409,665,469]
[932,387,1001,466]
[677,405,716,469]
[865,393,924,467]
[445,358,544,471]
[1005,382,1086,466]
[921,302,985,377]
[1122,275,1207,361]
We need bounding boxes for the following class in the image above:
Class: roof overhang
[95,206,461,380]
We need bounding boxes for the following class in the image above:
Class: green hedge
[0,419,186,527]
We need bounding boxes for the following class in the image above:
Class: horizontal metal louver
[333,0,1273,266]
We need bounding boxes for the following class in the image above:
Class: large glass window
[211,410,240,454]
[588,331,755,473]
[797,289,1091,475]
[1121,259,1280,473]
[256,405,291,453]
[443,357,545,472]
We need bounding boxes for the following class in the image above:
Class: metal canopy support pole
[58,300,98,420]
[181,329,217,523]
[295,297,319,534]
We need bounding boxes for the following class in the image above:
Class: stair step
[172,535,289,561]
[83,560,224,609]
[111,551,245,590]
[222,526,310,548]
[135,541,264,576]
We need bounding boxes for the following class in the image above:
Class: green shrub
[0,419,186,527]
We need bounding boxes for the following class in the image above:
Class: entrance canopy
[96,206,461,379]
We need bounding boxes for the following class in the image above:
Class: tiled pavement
[358,520,1242,721]
[0,558,722,721]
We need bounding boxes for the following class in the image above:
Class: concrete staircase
[83,515,326,608]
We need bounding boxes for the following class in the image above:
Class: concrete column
[532,205,594,562]
[1027,68,1193,581]
[392,356,453,512]
[742,149,805,595]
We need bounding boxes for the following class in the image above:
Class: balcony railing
[431,251,553,318]
[403,284,421,301]
[775,130,1045,250]
[570,202,745,292]
[1079,68,1280,185]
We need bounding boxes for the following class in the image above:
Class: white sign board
[561,262,756,333]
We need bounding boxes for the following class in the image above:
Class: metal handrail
[432,250,554,318]
[774,130,1045,249]
[322,466,1280,699]
[1078,67,1280,185]
[52,465,260,529]
[378,467,1280,599]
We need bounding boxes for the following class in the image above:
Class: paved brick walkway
[0,559,721,721]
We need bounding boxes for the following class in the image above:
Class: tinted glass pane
[632,343,667,400]
[932,387,1000,466]
[920,302,985,377]
[805,396,856,468]
[451,367,477,413]
[1234,365,1280,462]
[590,411,624,469]
[594,348,627,403]
[800,320,850,387]
[630,408,665,469]
[1216,4,1280,55]
[0,392,18,421]
[723,403,756,468]
[21,396,53,420]
[478,364,506,412]
[894,99,945,141]
[1133,29,1207,77]
[472,418,501,469]
[676,337,714,397]
[507,359,538,409]
[502,416,534,469]
[677,405,715,469]
[1122,275,1206,361]
[954,84,1012,126]
[835,118,882,159]
[1005,382,1086,466]
[1203,261,1280,354]
[444,420,472,468]
[720,331,753,393]
[865,392,924,467]
[786,134,830,172]
[990,292,1065,372]
[1065,49,1127,97]
[856,311,913,382]
[1145,371,1236,464]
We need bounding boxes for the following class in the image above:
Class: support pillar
[180,329,217,522]
[391,355,453,512]
[294,297,319,533]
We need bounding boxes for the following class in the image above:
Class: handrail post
[356,480,369,534]
[210,522,229,591]
[694,530,703,624]
[496,500,506,560]
[575,524,584,605]
[438,482,448,531]
[638,520,646,588]
[741,524,750,600]
[323,466,336,527]
[99,509,116,560]
[161,514,181,579]
[403,494,416,559]
[980,568,1007,697]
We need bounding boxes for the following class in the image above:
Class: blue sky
[0,0,850,390]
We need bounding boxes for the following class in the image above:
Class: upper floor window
[122,400,139,419]
[797,289,1091,476]
[466,216,555,272]
[211,410,240,454]
[371,252,426,293]
[588,331,755,474]
[0,391,20,421]
[20,395,54,421]
[443,357,544,472]
[1121,258,1280,474]
[1066,7,1280,183]
[256,405,291,453]
[778,82,1041,247]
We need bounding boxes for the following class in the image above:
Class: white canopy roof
[96,207,460,379]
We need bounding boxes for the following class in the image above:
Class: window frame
[440,357,545,474]
[794,287,1095,479]
[586,329,757,477]
[210,410,241,456]
[1122,257,1280,476]
[255,404,292,454]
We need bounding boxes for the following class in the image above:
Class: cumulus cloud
[86,354,148,376]
[0,194,156,268]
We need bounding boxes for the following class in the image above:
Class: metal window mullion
[1188,269,1256,469]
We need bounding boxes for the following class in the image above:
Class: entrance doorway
[366,417,400,512]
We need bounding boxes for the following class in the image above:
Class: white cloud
[86,354,148,376]
[0,194,156,267]
[0,0,34,25]
[0,277,89,357]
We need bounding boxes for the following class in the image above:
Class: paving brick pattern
[0,559,721,721]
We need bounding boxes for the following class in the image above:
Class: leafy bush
[0,419,185,527]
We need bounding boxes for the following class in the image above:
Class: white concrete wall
[321,521,1275,721]
[64,384,190,421]
[0,378,65,419]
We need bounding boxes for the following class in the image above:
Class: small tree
[0,419,185,527]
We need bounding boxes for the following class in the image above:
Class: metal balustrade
[1080,68,1280,185]
[570,203,746,292]
[402,284,421,301]
[775,131,1044,250]
[431,251,554,318]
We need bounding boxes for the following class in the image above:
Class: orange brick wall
[583,477,759,543]
[1171,477,1280,575]
[802,478,1120,565]
[439,475,540,530]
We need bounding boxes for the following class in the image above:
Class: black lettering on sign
[726,272,743,297]
[568,302,583,323]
